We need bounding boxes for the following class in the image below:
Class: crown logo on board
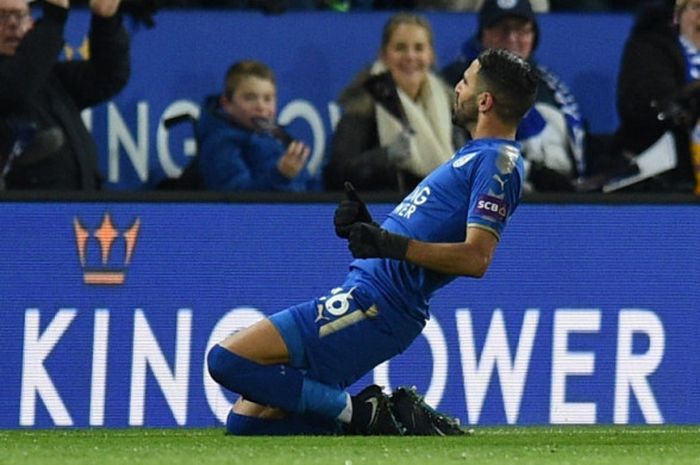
[73,213,141,285]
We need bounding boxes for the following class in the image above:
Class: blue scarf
[679,35,700,156]
[679,35,700,82]
[532,64,586,176]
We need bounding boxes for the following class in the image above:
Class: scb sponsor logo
[476,195,507,221]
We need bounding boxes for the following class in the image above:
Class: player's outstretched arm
[347,224,497,278]
[404,226,497,278]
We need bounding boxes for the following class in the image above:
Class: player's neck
[470,118,516,141]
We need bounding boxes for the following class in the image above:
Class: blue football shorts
[269,269,425,389]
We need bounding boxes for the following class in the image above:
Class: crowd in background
[129,1,639,13]
[1,0,698,195]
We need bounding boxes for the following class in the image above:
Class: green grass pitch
[1,426,699,465]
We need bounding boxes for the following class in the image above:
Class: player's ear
[478,92,493,112]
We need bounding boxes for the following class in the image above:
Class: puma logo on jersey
[493,174,507,191]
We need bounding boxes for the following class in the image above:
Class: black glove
[334,181,376,238]
[348,223,409,260]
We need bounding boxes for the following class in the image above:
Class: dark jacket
[612,1,694,190]
[196,95,310,192]
[0,3,130,190]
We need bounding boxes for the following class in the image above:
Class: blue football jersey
[350,138,525,319]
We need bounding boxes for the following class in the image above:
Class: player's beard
[452,93,478,129]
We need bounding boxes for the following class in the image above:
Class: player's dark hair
[223,60,276,100]
[476,48,538,125]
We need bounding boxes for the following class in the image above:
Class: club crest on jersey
[475,195,508,221]
[452,152,477,168]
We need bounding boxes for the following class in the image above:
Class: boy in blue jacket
[197,60,310,192]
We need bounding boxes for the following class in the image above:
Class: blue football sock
[207,344,348,419]
[207,344,302,412]
[300,377,349,419]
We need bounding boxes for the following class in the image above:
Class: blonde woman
[325,12,465,192]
